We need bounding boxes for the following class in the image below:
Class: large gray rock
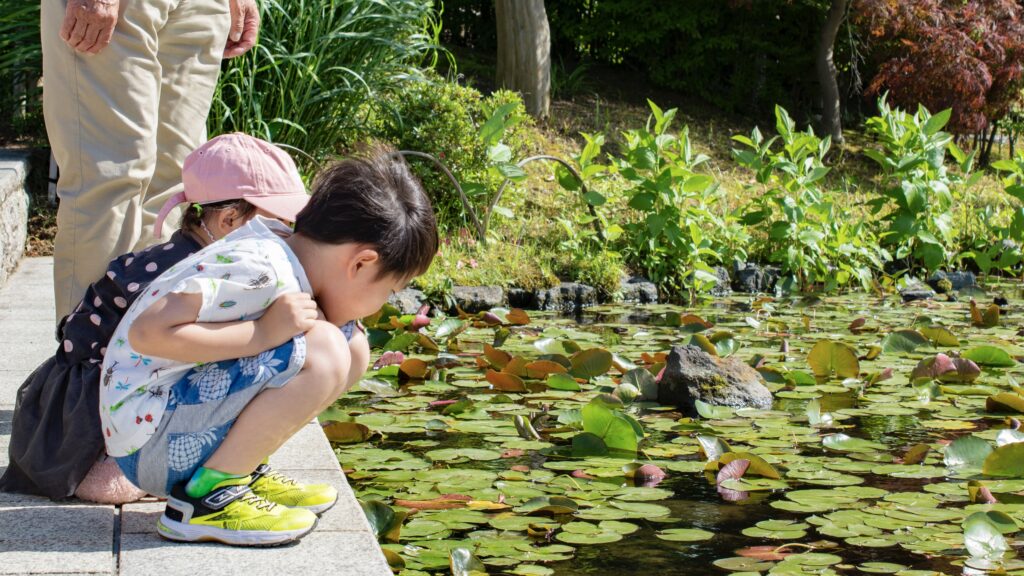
[927,270,977,294]
[900,280,935,303]
[0,150,30,289]
[618,276,659,304]
[657,345,773,415]
[387,288,426,314]
[709,266,732,297]
[452,285,505,312]
[732,262,780,293]
[507,282,599,313]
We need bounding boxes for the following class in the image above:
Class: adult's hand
[224,0,259,59]
[60,0,119,55]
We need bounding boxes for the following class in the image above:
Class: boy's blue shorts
[114,335,306,497]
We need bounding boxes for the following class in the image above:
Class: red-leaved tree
[854,0,1024,137]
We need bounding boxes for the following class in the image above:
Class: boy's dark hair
[295,143,438,278]
[179,199,258,235]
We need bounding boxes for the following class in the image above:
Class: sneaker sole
[298,494,338,515]
[156,515,318,547]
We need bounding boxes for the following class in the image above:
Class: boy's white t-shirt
[98,217,311,457]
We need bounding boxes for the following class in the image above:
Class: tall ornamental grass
[208,0,444,168]
[0,0,43,140]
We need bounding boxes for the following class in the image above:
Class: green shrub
[864,96,980,272]
[208,0,443,168]
[367,74,535,231]
[732,105,887,291]
[603,101,746,301]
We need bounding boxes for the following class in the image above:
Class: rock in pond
[899,280,936,303]
[732,262,780,294]
[657,345,773,416]
[709,266,732,297]
[926,270,977,294]
[452,285,505,313]
[388,288,426,314]
[619,276,659,304]
[508,282,599,313]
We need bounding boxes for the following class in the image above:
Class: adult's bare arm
[60,0,119,54]
[224,0,260,59]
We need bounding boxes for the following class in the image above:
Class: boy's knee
[303,321,351,398]
[346,331,370,391]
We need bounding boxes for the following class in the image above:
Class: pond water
[327,285,1024,576]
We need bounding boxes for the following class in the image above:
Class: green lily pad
[881,329,928,354]
[808,340,859,379]
[655,528,714,542]
[944,434,993,470]
[569,348,613,379]
[983,441,1024,477]
[712,557,775,572]
[962,345,1016,367]
[963,511,1009,559]
[546,372,581,391]
[425,448,502,462]
[920,325,959,347]
[555,530,622,545]
[822,433,886,453]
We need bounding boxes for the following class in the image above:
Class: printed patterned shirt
[98,217,311,457]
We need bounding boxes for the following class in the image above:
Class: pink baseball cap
[153,133,310,237]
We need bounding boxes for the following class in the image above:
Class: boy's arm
[128,291,318,364]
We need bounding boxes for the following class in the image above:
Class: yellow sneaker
[249,464,338,515]
[157,477,318,546]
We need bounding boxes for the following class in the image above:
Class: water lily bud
[410,305,431,329]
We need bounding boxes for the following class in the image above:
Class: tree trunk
[495,0,551,119]
[816,0,847,143]
[982,125,999,165]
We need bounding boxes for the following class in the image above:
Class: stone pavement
[0,258,391,576]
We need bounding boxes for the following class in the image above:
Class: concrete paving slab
[0,504,115,575]
[118,531,390,576]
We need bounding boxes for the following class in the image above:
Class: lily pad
[807,340,859,379]
[881,329,928,354]
[944,435,993,470]
[569,348,613,379]
[655,528,714,542]
[822,433,886,453]
[963,345,1016,367]
[963,511,1009,559]
[983,441,1024,477]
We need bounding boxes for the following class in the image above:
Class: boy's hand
[256,292,318,348]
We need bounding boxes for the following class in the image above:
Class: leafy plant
[863,96,980,272]
[609,100,745,301]
[208,0,443,167]
[373,78,535,231]
[733,105,885,291]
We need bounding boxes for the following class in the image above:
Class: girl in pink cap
[1,133,313,503]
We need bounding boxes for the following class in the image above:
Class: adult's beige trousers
[42,0,231,323]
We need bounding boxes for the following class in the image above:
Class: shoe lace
[239,491,277,512]
[265,470,298,487]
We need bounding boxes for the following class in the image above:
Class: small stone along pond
[322,285,1024,576]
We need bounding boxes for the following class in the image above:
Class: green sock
[185,466,247,498]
